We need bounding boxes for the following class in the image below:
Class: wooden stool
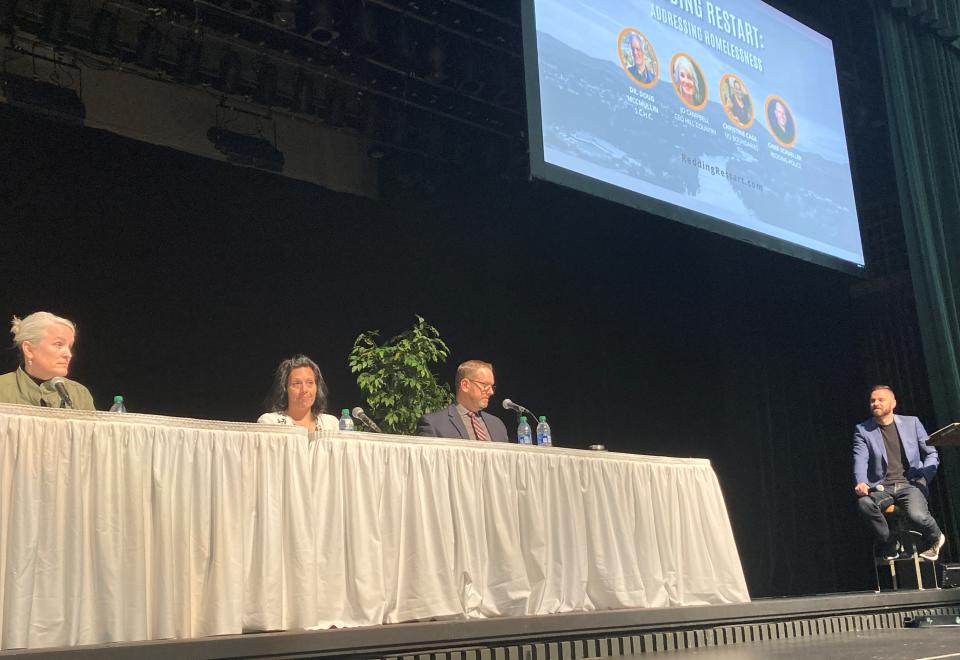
[874,504,938,591]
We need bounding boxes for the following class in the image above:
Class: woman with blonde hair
[673,56,702,106]
[0,311,96,409]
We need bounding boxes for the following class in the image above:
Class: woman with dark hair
[257,354,338,431]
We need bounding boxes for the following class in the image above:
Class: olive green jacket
[0,368,96,410]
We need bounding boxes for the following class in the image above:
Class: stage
[3,404,957,658]
[1,588,957,658]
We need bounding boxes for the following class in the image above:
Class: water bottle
[109,395,126,413]
[339,408,354,431]
[517,415,532,445]
[536,415,552,447]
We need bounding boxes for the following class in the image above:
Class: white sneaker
[920,533,946,561]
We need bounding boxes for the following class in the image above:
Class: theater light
[207,127,285,172]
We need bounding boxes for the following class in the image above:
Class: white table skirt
[0,403,749,650]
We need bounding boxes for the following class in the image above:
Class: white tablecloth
[0,403,749,649]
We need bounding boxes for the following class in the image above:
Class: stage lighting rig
[135,21,162,68]
[304,0,341,45]
[217,49,242,93]
[2,0,527,171]
[40,0,70,43]
[208,102,284,171]
[176,34,202,83]
[253,58,277,104]
[271,0,294,30]
[88,7,117,54]
[208,126,284,170]
[1,67,85,124]
[292,68,313,113]
[0,0,18,33]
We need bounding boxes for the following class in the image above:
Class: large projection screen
[521,0,865,272]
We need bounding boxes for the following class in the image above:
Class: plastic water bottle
[517,415,532,445]
[339,408,354,431]
[536,415,552,447]
[109,395,126,413]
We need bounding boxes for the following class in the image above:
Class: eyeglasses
[467,378,496,394]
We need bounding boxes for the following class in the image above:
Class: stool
[874,504,939,591]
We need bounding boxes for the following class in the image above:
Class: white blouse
[257,411,340,431]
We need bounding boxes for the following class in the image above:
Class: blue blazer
[852,414,938,490]
[416,404,510,443]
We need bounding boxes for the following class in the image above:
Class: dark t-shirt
[880,421,908,486]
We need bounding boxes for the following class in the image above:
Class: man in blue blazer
[853,385,944,560]
[416,359,510,442]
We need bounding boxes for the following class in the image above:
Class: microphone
[351,406,382,433]
[502,398,536,418]
[49,377,74,409]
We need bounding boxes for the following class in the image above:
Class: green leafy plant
[348,315,454,435]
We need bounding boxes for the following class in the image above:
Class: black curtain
[873,0,960,548]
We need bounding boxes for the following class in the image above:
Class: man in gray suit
[416,359,510,442]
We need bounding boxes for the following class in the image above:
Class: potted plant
[348,315,454,435]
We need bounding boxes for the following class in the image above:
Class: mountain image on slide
[535,32,859,254]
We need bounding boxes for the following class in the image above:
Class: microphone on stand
[49,377,74,409]
[351,407,383,433]
[502,398,536,419]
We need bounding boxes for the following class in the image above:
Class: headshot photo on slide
[671,53,707,110]
[618,28,659,87]
[766,95,797,147]
[720,73,754,129]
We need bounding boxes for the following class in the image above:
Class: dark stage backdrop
[0,95,914,597]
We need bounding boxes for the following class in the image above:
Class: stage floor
[3,588,959,659]
[630,627,960,659]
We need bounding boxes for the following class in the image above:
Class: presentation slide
[523,0,865,269]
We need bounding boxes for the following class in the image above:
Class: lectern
[925,423,960,447]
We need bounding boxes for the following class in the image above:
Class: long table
[0,403,749,650]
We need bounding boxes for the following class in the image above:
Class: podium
[925,422,960,447]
